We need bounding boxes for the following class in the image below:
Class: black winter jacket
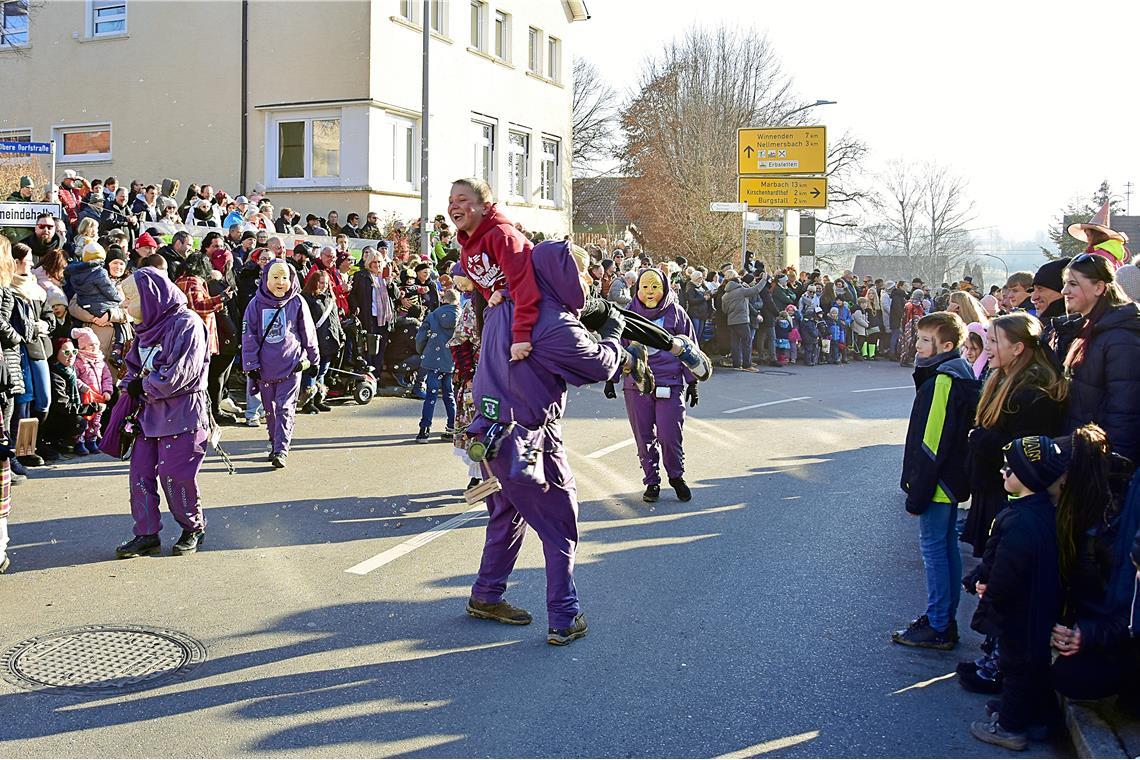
[969,491,1060,666]
[968,381,1065,492]
[0,288,25,395]
[1055,302,1140,462]
[901,351,981,513]
[303,292,345,363]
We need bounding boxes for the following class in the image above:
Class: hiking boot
[172,530,205,556]
[466,597,533,625]
[626,343,656,396]
[415,427,430,443]
[958,662,1002,694]
[891,614,955,650]
[642,484,660,503]
[18,453,44,467]
[970,717,1027,751]
[116,534,161,559]
[38,445,60,462]
[948,619,960,642]
[673,335,712,381]
[314,396,332,412]
[982,702,1052,742]
[270,452,287,469]
[669,477,692,502]
[548,613,588,646]
[301,400,319,415]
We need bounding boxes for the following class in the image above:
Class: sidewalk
[1066,696,1140,758]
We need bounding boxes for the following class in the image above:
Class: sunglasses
[1069,252,1101,267]
[36,223,54,229]
[60,348,79,357]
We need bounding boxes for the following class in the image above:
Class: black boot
[669,477,692,502]
[314,391,332,412]
[642,484,660,503]
[466,477,481,490]
[301,399,319,415]
[116,534,161,559]
[172,529,205,556]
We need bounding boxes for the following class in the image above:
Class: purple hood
[628,267,677,320]
[532,240,585,316]
[254,262,302,308]
[134,268,189,345]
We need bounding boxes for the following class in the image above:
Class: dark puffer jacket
[0,288,25,395]
[1056,303,1140,462]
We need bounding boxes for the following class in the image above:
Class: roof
[572,176,635,229]
[1111,214,1140,245]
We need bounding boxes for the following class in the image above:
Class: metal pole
[420,0,431,259]
[740,209,746,270]
[50,139,56,194]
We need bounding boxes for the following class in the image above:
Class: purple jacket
[622,268,697,390]
[121,268,210,438]
[241,265,319,382]
[472,240,622,433]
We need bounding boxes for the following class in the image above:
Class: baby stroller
[385,316,422,390]
[324,316,379,405]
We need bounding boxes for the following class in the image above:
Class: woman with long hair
[948,290,988,326]
[898,289,926,366]
[175,253,233,424]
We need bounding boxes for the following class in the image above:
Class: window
[0,128,32,162]
[90,0,127,36]
[54,124,112,162]
[383,114,418,191]
[527,27,542,74]
[471,120,494,186]
[0,0,28,47]
[539,138,560,203]
[430,0,445,34]
[493,9,509,60]
[547,36,561,82]
[271,116,340,184]
[506,130,529,200]
[398,0,415,21]
[469,0,485,50]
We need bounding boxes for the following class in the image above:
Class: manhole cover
[0,624,207,695]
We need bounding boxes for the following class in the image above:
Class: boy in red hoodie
[449,178,711,384]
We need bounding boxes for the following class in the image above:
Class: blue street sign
[0,141,52,155]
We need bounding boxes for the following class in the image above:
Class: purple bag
[99,392,142,460]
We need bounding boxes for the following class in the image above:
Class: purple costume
[468,240,623,628]
[122,268,211,537]
[623,269,697,486]
[241,265,319,456]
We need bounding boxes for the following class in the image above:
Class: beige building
[0,0,588,234]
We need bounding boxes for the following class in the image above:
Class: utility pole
[1126,181,1134,215]
[420,0,431,259]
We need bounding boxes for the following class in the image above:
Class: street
[0,362,1064,758]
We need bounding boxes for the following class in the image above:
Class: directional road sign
[737,126,826,175]
[739,177,828,209]
[745,219,782,232]
[709,201,747,213]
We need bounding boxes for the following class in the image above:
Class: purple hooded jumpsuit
[122,268,211,537]
[468,241,623,629]
[623,269,697,486]
[241,265,319,457]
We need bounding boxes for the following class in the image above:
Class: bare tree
[572,57,620,178]
[819,132,871,229]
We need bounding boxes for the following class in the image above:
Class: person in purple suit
[464,241,623,646]
[114,268,211,558]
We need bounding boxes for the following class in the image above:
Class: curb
[1065,698,1129,759]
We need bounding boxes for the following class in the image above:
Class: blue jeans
[245,377,263,420]
[918,501,962,631]
[691,318,707,344]
[301,361,331,391]
[418,371,455,430]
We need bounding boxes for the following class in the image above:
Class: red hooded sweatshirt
[458,206,540,345]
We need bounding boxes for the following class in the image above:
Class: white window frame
[382,113,419,193]
[0,127,33,165]
[547,35,561,83]
[539,137,560,205]
[86,0,127,38]
[429,0,446,34]
[493,9,510,61]
[53,123,113,164]
[0,0,29,47]
[471,119,495,188]
[266,111,342,188]
[398,0,416,22]
[506,129,529,201]
[527,27,542,74]
[469,0,486,51]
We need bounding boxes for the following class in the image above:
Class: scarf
[370,272,393,326]
[52,361,81,408]
[12,272,46,303]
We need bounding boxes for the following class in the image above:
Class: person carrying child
[414,288,459,443]
[70,327,114,455]
[893,311,981,649]
[966,435,1065,751]
[66,241,127,362]
[448,263,483,489]
[242,261,319,469]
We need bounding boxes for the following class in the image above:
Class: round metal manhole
[0,624,207,695]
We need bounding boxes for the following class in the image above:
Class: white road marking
[850,385,912,393]
[722,396,811,414]
[585,437,636,459]
[345,505,486,575]
[717,730,821,758]
[891,670,956,695]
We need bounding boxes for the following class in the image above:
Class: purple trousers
[624,386,685,485]
[129,428,208,536]
[471,448,581,629]
[259,374,301,456]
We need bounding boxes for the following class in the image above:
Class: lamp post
[775,99,837,124]
[978,252,1009,281]
[420,0,431,259]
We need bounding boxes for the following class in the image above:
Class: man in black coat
[157,231,193,281]
[21,213,64,266]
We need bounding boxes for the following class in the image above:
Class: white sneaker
[245,417,260,428]
[219,397,242,416]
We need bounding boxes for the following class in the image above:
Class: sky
[569,0,1140,245]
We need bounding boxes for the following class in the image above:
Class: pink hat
[979,293,999,317]
[69,326,100,352]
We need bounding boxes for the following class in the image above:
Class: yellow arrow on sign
[738,126,827,175]
[738,176,828,209]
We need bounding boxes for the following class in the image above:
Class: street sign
[0,202,63,227]
[709,201,747,213]
[745,219,782,232]
[739,177,828,209]
[0,141,52,155]
[737,126,826,175]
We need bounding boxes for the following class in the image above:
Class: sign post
[709,201,748,269]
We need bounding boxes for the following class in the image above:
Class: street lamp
[776,99,837,124]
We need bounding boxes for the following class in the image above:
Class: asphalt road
[0,361,1066,758]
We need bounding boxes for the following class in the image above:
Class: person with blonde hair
[948,290,988,326]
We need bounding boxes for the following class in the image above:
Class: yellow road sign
[737,126,827,175]
[739,176,828,209]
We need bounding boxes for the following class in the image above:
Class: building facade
[0,0,586,234]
